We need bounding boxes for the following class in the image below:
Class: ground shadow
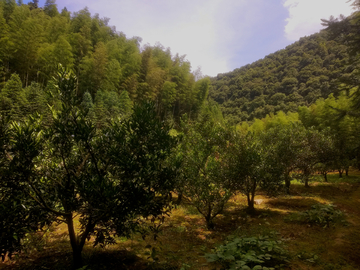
[266,197,320,211]
[0,238,155,270]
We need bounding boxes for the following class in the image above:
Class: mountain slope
[209,30,349,124]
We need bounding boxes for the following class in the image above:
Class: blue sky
[38,0,354,77]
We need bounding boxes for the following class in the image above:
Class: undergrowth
[286,204,344,228]
[205,234,289,270]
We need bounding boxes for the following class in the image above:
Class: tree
[178,110,231,229]
[28,0,38,10]
[2,0,16,22]
[0,68,177,268]
[299,94,360,177]
[294,128,330,188]
[9,6,46,86]
[0,73,28,120]
[79,41,108,97]
[0,115,51,262]
[44,0,58,17]
[262,123,306,194]
[24,81,48,117]
[225,131,283,213]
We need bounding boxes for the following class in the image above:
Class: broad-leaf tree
[225,131,283,213]
[178,109,231,229]
[0,68,177,268]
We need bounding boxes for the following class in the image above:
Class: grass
[1,170,360,269]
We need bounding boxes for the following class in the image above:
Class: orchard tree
[262,123,306,194]
[294,128,331,187]
[178,108,231,229]
[0,68,177,268]
[225,131,283,213]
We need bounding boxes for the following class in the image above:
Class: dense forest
[209,28,350,123]
[0,0,209,125]
[2,0,360,269]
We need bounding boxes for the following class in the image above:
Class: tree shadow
[266,197,320,211]
[0,238,153,270]
[290,182,357,201]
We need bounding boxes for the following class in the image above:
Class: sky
[38,0,355,77]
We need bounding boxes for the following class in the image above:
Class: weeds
[205,234,288,270]
[286,204,344,228]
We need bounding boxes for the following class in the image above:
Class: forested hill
[209,30,350,124]
[0,0,209,125]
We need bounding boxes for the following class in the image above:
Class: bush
[299,204,343,228]
[205,235,288,270]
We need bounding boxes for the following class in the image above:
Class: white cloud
[283,0,354,41]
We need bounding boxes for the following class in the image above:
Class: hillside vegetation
[209,30,349,123]
[0,0,209,125]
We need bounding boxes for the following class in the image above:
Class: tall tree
[79,41,108,97]
[178,109,231,229]
[44,0,58,17]
[225,130,283,213]
[9,6,46,86]
[0,73,28,120]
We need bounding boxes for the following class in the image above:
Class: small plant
[205,234,288,270]
[299,204,343,228]
[296,251,319,264]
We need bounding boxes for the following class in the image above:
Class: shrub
[299,204,343,228]
[205,235,288,270]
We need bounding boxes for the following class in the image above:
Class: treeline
[0,0,209,125]
[209,28,350,124]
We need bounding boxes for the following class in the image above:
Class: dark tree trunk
[346,167,349,176]
[66,214,84,269]
[176,192,183,205]
[72,248,83,269]
[323,172,328,182]
[205,216,214,230]
[338,169,343,178]
[285,177,291,195]
[246,192,255,215]
[304,177,309,188]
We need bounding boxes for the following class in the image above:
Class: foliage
[298,204,343,228]
[209,29,349,123]
[177,107,231,229]
[0,2,207,124]
[205,235,288,270]
[0,68,178,268]
[298,93,360,175]
[0,73,28,120]
[225,131,284,212]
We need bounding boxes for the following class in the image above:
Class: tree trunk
[176,192,183,205]
[323,172,328,182]
[72,248,83,269]
[66,214,84,269]
[338,169,343,178]
[205,203,214,230]
[246,193,255,215]
[205,216,214,230]
[304,177,309,188]
[285,177,291,195]
[346,167,349,176]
